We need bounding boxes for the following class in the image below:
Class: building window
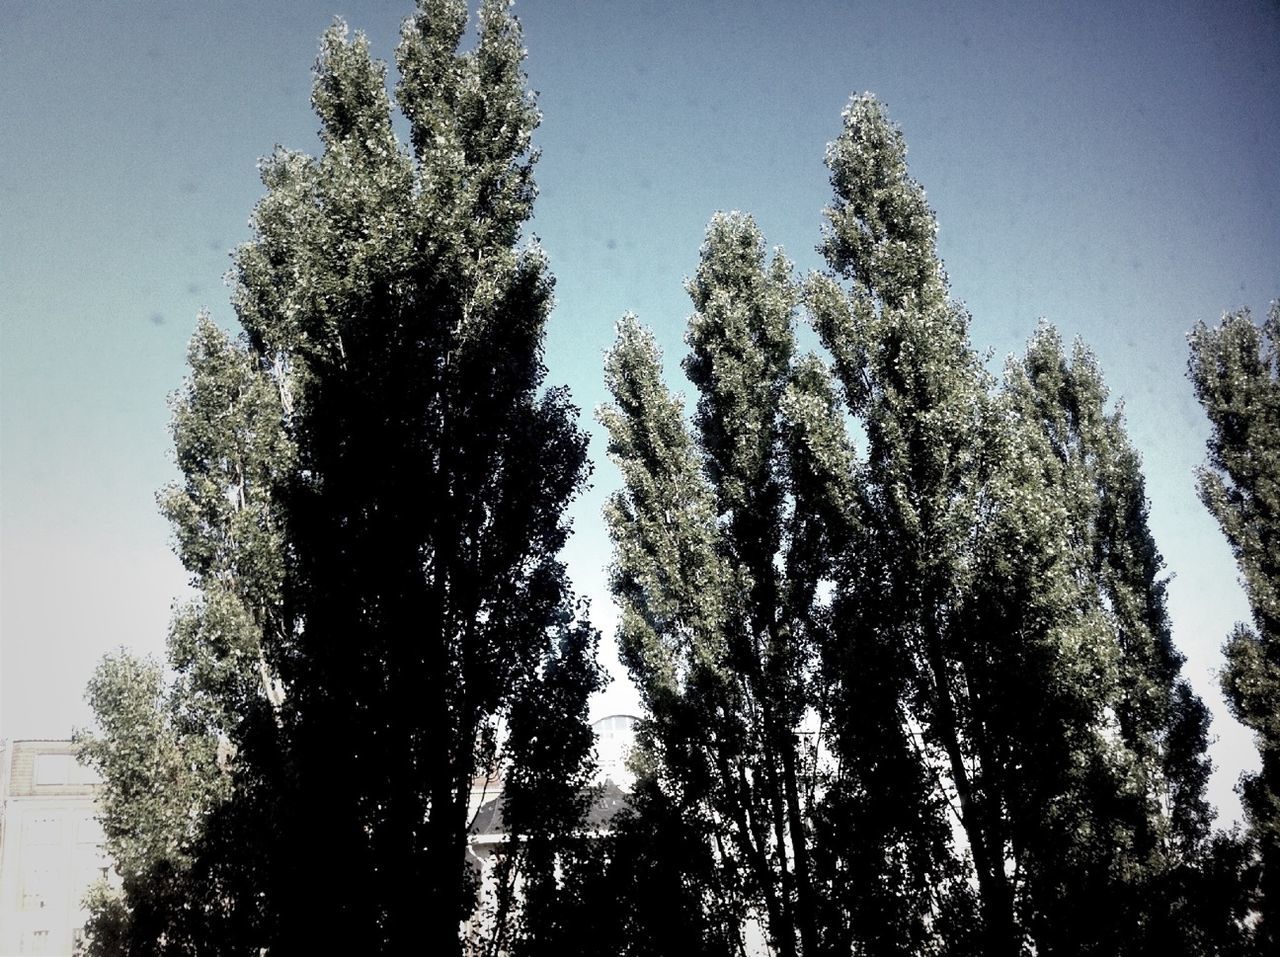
[32,752,98,786]
[21,869,54,911]
[70,760,101,786]
[34,753,73,785]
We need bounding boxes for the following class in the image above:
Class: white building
[591,714,638,791]
[463,714,638,949]
[0,720,639,956]
[0,741,108,957]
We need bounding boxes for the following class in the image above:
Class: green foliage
[79,654,225,884]
[588,774,741,957]
[603,93,1224,957]
[72,9,1244,953]
[76,316,278,956]
[76,641,259,956]
[604,216,816,956]
[602,211,958,955]
[80,2,602,954]
[80,881,132,957]
[1005,326,1232,954]
[815,95,1049,957]
[813,95,1222,957]
[1189,301,1280,952]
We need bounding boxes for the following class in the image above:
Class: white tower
[591,714,638,791]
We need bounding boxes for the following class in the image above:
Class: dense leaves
[74,6,1253,952]
[602,216,833,957]
[817,96,1225,957]
[79,2,601,954]
[1005,327,1232,954]
[1189,301,1280,953]
[602,95,1226,957]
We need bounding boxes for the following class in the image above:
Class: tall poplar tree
[1006,326,1223,954]
[78,315,289,956]
[1189,301,1280,953]
[601,215,818,956]
[808,94,1070,957]
[805,94,1219,956]
[601,213,963,956]
[79,3,602,954]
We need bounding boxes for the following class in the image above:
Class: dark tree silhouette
[79,3,602,954]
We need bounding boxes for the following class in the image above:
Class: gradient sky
[2,0,1277,827]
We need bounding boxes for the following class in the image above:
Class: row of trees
[598,97,1257,956]
[76,1,1277,954]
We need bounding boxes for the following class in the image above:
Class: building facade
[463,714,638,949]
[0,719,638,955]
[0,740,108,957]
[591,713,638,791]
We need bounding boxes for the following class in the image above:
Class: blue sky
[2,0,1277,825]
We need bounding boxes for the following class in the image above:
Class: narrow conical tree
[1006,326,1220,954]
[240,3,604,952]
[601,215,815,956]
[601,212,957,956]
[810,94,1220,956]
[808,94,1035,957]
[80,3,602,954]
[1189,301,1280,954]
[78,315,288,956]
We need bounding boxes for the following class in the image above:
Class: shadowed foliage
[78,3,602,954]
[1189,301,1280,954]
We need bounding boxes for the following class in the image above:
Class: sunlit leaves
[1190,300,1280,952]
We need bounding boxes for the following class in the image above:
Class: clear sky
[2,0,1277,826]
